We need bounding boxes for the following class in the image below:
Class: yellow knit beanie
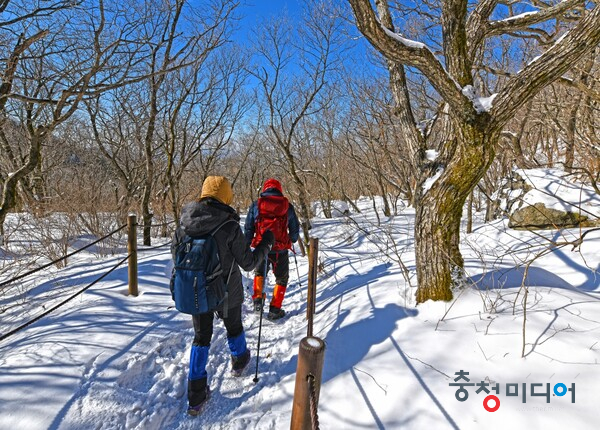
[199,176,233,205]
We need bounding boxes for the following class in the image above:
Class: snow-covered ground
[1,195,599,430]
[511,168,600,220]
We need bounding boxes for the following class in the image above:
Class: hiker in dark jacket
[171,176,274,415]
[244,178,300,321]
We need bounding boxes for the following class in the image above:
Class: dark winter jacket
[244,188,300,248]
[171,198,269,309]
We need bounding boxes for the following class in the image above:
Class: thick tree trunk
[0,133,43,239]
[414,120,495,303]
[414,195,455,302]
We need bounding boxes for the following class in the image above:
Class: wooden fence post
[127,214,138,296]
[306,237,318,337]
[290,336,325,430]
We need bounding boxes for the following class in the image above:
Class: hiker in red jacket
[244,178,300,320]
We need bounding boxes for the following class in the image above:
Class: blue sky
[237,0,303,39]
[239,0,302,20]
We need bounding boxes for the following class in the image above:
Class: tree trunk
[0,132,43,238]
[141,201,153,246]
[414,196,455,302]
[414,120,495,303]
[169,175,181,229]
[377,175,391,217]
[297,192,312,244]
[466,191,473,234]
[564,103,578,173]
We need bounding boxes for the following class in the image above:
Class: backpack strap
[203,218,238,280]
[210,218,238,236]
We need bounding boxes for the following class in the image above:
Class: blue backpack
[171,220,236,316]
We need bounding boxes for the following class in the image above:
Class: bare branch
[0,30,49,111]
[348,0,477,120]
[0,1,82,28]
[0,0,11,13]
[488,0,584,36]
[467,0,498,59]
[491,5,600,129]
[374,0,424,165]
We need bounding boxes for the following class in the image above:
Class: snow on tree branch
[488,0,585,36]
[348,0,478,121]
[490,4,600,128]
[381,27,425,50]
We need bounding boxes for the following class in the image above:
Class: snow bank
[512,168,600,219]
[312,200,350,218]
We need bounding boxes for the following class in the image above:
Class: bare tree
[86,84,148,225]
[85,0,239,244]
[340,74,416,215]
[159,46,250,226]
[135,0,237,245]
[347,0,600,302]
[250,1,346,243]
[0,0,145,242]
[0,0,163,242]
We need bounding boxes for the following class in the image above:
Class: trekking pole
[292,246,303,299]
[253,256,269,384]
[253,292,266,384]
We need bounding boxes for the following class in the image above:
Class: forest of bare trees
[1,0,599,302]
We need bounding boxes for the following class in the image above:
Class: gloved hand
[260,229,275,250]
[254,230,275,259]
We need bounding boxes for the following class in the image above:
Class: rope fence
[307,374,320,430]
[3,216,326,429]
[137,240,172,252]
[0,253,131,342]
[0,224,127,289]
[0,216,140,342]
[139,219,176,228]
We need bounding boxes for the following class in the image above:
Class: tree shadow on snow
[313,272,460,430]
[319,303,425,429]
[321,303,417,385]
[469,265,599,295]
[469,229,599,292]
[316,262,394,308]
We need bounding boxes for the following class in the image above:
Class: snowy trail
[1,204,600,429]
[71,258,308,430]
[0,238,315,430]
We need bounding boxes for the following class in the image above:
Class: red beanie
[263,178,282,193]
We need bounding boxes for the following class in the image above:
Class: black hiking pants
[254,250,289,287]
[192,304,243,347]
